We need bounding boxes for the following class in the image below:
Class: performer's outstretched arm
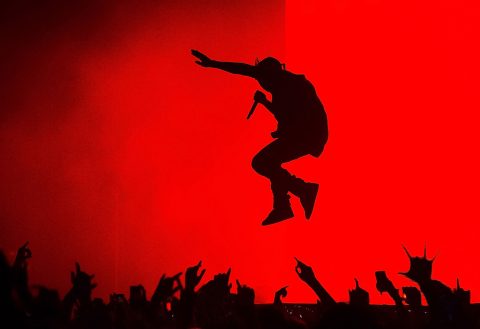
[192,49,256,78]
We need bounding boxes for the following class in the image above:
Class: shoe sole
[261,213,294,226]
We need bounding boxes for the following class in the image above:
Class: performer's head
[255,57,284,91]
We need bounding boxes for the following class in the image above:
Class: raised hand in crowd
[70,262,96,301]
[175,262,205,329]
[184,261,205,293]
[61,262,96,320]
[375,271,404,310]
[152,272,182,304]
[235,279,255,307]
[402,287,421,310]
[11,242,33,312]
[348,278,369,306]
[13,241,32,270]
[200,268,232,297]
[295,257,335,306]
[274,286,288,305]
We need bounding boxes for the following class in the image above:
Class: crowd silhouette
[1,242,478,329]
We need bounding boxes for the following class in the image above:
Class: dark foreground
[2,242,478,329]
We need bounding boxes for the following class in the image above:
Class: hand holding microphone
[247,90,267,120]
[254,90,267,103]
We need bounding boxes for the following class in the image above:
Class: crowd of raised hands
[0,242,477,329]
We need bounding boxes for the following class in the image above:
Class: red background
[1,0,479,304]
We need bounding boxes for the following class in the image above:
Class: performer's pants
[251,138,324,208]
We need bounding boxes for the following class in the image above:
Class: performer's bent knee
[251,154,270,176]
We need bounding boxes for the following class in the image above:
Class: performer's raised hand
[191,49,213,67]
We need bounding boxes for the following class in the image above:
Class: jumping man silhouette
[192,50,328,225]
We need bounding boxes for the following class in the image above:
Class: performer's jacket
[267,71,328,157]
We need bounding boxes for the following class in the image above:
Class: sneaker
[299,183,319,219]
[261,207,294,226]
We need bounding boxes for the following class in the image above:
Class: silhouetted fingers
[192,50,205,61]
[278,286,288,297]
[173,272,183,281]
[191,260,202,271]
[295,265,302,275]
[295,258,311,274]
[198,269,206,280]
[191,49,207,60]
[294,257,305,266]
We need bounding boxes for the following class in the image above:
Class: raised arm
[191,49,256,78]
[375,271,405,312]
[295,257,336,307]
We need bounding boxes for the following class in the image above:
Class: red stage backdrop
[1,0,479,304]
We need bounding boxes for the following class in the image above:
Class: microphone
[247,100,258,120]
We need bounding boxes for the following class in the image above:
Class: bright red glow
[1,0,480,304]
[285,0,480,303]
